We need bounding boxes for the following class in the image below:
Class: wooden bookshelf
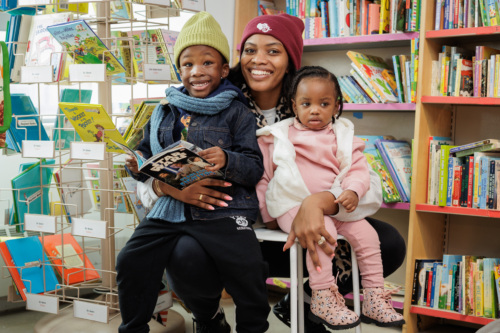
[344,103,416,111]
[303,32,419,51]
[410,306,496,325]
[416,204,500,218]
[421,96,500,105]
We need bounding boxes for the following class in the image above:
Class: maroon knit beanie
[239,14,304,70]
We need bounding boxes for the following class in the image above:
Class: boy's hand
[198,147,226,171]
[125,151,143,174]
[334,190,359,213]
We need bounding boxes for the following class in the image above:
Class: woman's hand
[283,192,339,271]
[125,151,142,174]
[166,178,233,210]
[198,146,226,171]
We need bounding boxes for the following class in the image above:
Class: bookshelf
[404,1,500,332]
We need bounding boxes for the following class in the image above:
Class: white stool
[254,228,361,333]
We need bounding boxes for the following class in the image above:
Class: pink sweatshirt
[257,119,370,223]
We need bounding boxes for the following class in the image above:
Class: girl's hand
[335,190,359,213]
[168,178,233,210]
[283,192,338,271]
[198,147,226,171]
[125,151,143,174]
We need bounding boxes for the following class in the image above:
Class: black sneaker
[272,294,328,333]
[193,308,231,333]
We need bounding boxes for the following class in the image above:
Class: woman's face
[240,34,289,97]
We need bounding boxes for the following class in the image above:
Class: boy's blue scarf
[147,79,244,222]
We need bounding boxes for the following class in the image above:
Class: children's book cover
[47,20,125,76]
[114,140,222,190]
[375,139,412,201]
[121,176,147,221]
[11,159,55,232]
[5,236,60,294]
[0,241,28,301]
[58,102,127,153]
[53,89,92,150]
[357,135,401,203]
[24,12,71,82]
[110,31,132,84]
[8,94,50,153]
[39,233,100,285]
[85,162,130,213]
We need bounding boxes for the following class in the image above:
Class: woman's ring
[317,236,326,246]
[199,194,204,201]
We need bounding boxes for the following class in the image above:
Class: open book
[112,140,223,190]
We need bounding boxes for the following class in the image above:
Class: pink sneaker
[309,283,360,330]
[361,287,405,327]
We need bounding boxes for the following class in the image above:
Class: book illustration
[113,140,223,190]
[53,89,92,150]
[85,163,131,213]
[121,177,148,221]
[24,12,72,82]
[4,236,60,295]
[47,20,126,76]
[40,233,100,285]
[58,102,127,153]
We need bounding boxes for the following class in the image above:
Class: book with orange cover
[40,233,100,285]
[0,242,27,301]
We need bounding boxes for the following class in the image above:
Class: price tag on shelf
[22,140,55,159]
[182,0,204,11]
[144,0,170,5]
[69,64,106,82]
[18,0,51,5]
[25,214,56,234]
[73,300,109,323]
[20,66,53,83]
[72,218,108,239]
[70,142,105,160]
[154,291,173,313]
[26,294,59,314]
[144,64,171,81]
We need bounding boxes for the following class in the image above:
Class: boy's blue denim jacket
[133,100,264,222]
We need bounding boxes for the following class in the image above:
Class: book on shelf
[47,19,126,76]
[53,89,93,150]
[431,262,443,308]
[495,265,500,316]
[10,14,34,83]
[110,31,133,84]
[472,152,500,208]
[7,94,50,153]
[479,155,500,209]
[450,139,500,158]
[411,259,441,306]
[44,1,88,14]
[426,136,453,205]
[439,254,462,310]
[121,176,148,221]
[347,51,399,103]
[11,159,55,232]
[438,145,456,206]
[123,99,162,150]
[482,258,500,318]
[112,139,223,190]
[357,135,402,203]
[58,102,128,153]
[4,236,60,295]
[40,233,100,285]
[375,139,412,202]
[85,163,131,213]
[24,12,72,82]
[53,159,93,223]
[0,241,28,301]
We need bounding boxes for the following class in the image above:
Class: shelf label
[69,64,106,82]
[72,218,108,239]
[20,66,53,83]
[144,64,171,81]
[26,294,59,314]
[25,214,56,234]
[154,291,173,313]
[18,0,51,5]
[73,300,109,323]
[182,0,204,11]
[22,140,55,159]
[144,0,170,5]
[70,142,105,160]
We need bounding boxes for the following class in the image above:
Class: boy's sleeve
[256,135,275,223]
[222,103,264,186]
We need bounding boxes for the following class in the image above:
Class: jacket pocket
[203,128,232,149]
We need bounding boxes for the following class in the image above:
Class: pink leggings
[277,206,384,290]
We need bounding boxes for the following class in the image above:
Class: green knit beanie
[174,11,230,68]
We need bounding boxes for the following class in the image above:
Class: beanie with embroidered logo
[239,14,304,70]
[174,11,230,68]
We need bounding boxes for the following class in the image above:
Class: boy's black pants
[116,212,270,333]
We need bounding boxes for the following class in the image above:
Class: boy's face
[292,77,339,130]
[178,45,229,98]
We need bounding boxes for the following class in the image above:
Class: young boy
[117,12,269,333]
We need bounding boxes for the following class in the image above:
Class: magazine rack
[0,1,191,331]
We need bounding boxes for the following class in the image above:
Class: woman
[133,13,406,332]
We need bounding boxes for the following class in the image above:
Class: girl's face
[240,34,289,97]
[292,77,340,130]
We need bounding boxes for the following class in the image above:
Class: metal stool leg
[289,243,298,333]
[297,243,304,333]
